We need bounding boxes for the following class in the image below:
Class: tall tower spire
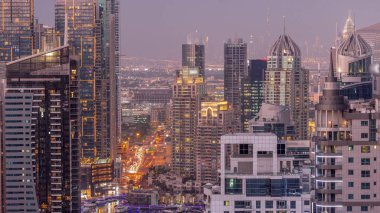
[283,16,286,35]
[326,48,337,82]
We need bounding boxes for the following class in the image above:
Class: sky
[35,0,380,62]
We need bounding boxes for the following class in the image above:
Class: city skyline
[35,0,380,61]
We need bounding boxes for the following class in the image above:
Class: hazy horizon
[35,0,380,62]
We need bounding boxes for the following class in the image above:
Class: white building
[204,133,311,213]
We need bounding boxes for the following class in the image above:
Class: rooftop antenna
[283,16,286,35]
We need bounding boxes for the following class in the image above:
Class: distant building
[224,38,248,131]
[131,87,172,104]
[196,100,233,184]
[265,33,309,139]
[241,59,267,131]
[204,133,311,213]
[248,103,295,140]
[171,67,206,179]
[34,20,60,52]
[182,43,205,77]
[0,0,34,62]
[357,22,380,64]
[3,46,80,212]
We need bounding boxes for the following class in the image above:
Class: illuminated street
[119,127,171,191]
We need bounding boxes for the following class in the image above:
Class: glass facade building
[5,46,80,212]
[0,0,34,62]
[55,0,120,160]
[241,59,267,132]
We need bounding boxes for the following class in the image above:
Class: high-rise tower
[171,67,206,179]
[55,0,120,160]
[265,33,309,139]
[0,0,34,61]
[224,38,248,131]
[4,46,80,212]
[241,59,267,131]
[182,31,205,77]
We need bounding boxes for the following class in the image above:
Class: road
[119,127,171,190]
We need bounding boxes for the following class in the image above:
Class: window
[361,170,370,177]
[348,194,354,199]
[361,206,368,211]
[234,201,251,209]
[361,158,370,165]
[246,179,270,196]
[348,182,354,187]
[239,144,249,154]
[276,200,287,209]
[361,195,370,200]
[348,157,354,163]
[347,206,353,212]
[265,201,273,208]
[304,200,310,205]
[361,183,370,190]
[348,170,354,175]
[361,146,370,153]
[361,121,368,126]
[348,145,354,151]
[256,201,261,209]
[225,179,242,194]
[224,201,230,206]
[361,133,369,139]
[290,201,296,209]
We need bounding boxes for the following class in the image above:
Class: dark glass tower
[182,43,205,76]
[241,59,267,131]
[224,38,247,131]
[0,0,34,62]
[5,46,80,212]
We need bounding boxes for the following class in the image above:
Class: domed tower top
[337,32,372,57]
[269,34,301,57]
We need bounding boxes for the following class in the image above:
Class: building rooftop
[269,34,301,57]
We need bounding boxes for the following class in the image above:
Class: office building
[4,46,80,212]
[241,59,267,131]
[171,67,206,179]
[182,40,205,77]
[313,51,380,213]
[0,0,34,62]
[265,33,309,139]
[224,38,248,131]
[196,100,233,184]
[55,0,120,162]
[204,133,311,213]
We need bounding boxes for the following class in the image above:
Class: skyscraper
[224,38,247,131]
[4,46,80,212]
[182,31,205,76]
[171,67,206,179]
[196,100,233,184]
[241,59,267,131]
[265,33,309,139]
[55,0,120,160]
[313,50,380,213]
[0,0,34,61]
